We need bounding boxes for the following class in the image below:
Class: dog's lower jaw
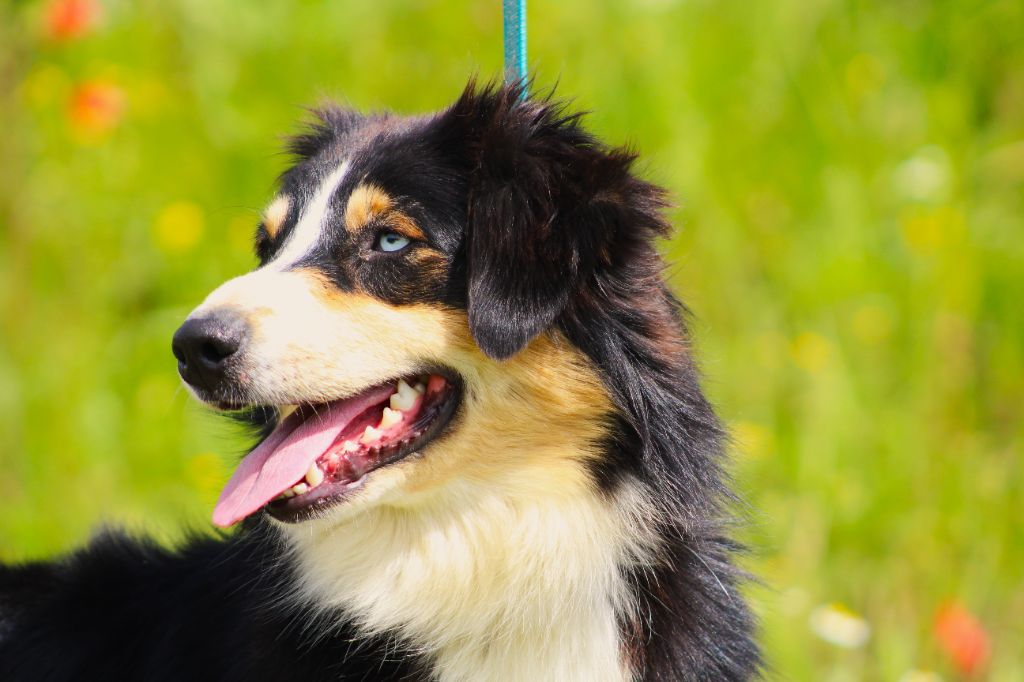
[279,473,658,682]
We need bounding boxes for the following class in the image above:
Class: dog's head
[173,82,661,528]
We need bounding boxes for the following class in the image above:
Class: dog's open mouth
[212,373,460,527]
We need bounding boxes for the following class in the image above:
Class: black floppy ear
[439,81,649,360]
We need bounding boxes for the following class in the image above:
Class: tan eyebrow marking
[386,211,427,241]
[344,183,426,241]
[262,195,291,239]
[345,184,392,231]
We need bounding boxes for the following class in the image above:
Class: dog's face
[173,84,641,528]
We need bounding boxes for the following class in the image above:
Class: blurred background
[1,0,1021,679]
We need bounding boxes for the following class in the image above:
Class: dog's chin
[197,370,463,528]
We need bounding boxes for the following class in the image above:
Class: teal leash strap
[502,0,527,93]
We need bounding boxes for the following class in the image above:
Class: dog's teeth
[360,425,382,443]
[292,482,309,495]
[341,440,359,453]
[398,379,418,398]
[305,463,324,487]
[282,488,295,498]
[379,407,402,429]
[390,390,416,411]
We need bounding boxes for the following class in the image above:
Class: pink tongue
[212,385,395,527]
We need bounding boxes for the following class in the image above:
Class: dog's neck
[281,461,655,682]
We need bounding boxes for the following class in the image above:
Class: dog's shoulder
[0,525,429,681]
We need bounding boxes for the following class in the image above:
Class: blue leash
[502,0,527,92]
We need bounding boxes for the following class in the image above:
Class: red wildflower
[68,80,124,136]
[934,602,991,678]
[44,0,100,42]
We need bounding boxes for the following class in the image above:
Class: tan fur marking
[344,183,426,240]
[386,210,427,241]
[262,195,291,239]
[344,184,392,232]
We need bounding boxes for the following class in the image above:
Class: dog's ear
[435,81,663,360]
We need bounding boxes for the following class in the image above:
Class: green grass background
[1,0,1021,679]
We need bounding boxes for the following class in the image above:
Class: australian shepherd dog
[0,81,760,681]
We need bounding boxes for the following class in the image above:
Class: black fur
[0,522,429,681]
[0,81,759,680]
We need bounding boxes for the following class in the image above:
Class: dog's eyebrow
[344,184,392,231]
[269,160,350,269]
[345,184,426,240]
[262,195,291,239]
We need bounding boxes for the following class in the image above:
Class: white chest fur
[281,481,656,682]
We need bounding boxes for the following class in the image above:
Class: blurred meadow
[1,0,1022,679]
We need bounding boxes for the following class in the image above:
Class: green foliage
[1,0,1021,678]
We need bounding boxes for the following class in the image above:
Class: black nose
[171,311,249,392]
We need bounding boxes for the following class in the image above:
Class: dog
[0,81,760,681]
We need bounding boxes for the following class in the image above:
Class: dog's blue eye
[376,232,410,253]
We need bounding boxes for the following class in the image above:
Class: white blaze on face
[268,160,350,271]
[183,159,364,403]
